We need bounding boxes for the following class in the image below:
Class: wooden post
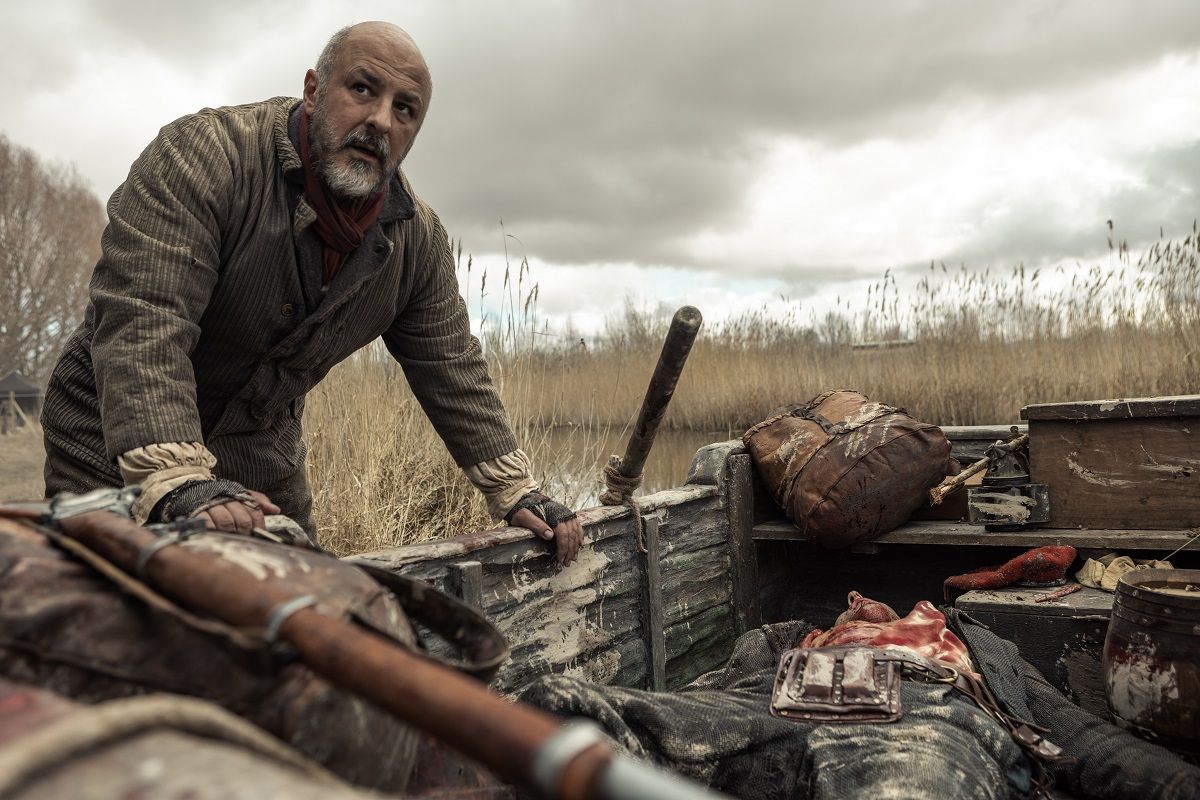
[640,514,666,691]
[446,560,484,610]
[725,454,762,633]
[10,391,31,428]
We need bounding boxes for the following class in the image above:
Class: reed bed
[308,229,1199,554]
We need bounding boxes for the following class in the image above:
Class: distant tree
[0,135,105,382]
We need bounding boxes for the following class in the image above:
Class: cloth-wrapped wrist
[151,478,255,522]
[463,449,539,519]
[504,491,577,528]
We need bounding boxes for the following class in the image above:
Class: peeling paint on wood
[349,483,734,696]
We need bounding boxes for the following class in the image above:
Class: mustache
[341,128,390,161]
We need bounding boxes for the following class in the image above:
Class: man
[41,22,584,564]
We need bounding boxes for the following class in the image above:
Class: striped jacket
[42,97,518,526]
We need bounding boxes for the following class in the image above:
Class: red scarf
[298,108,387,285]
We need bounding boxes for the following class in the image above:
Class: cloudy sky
[3,1,1199,334]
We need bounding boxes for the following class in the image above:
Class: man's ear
[302,69,319,114]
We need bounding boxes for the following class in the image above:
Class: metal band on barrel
[264,594,319,643]
[135,529,201,579]
[530,720,607,798]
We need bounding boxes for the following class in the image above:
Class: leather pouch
[770,646,903,723]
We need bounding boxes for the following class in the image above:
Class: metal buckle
[770,647,903,723]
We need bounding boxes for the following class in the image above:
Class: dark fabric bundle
[520,614,1200,800]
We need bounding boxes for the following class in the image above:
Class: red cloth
[943,546,1077,600]
[803,595,977,677]
[298,109,386,284]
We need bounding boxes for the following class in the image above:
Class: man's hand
[509,507,585,566]
[196,490,281,536]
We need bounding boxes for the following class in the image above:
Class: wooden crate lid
[1021,395,1200,421]
[955,586,1114,617]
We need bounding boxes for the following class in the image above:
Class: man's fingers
[230,502,256,536]
[555,524,570,564]
[196,500,260,535]
[569,519,584,563]
[206,503,235,532]
[508,508,585,564]
[554,519,584,565]
[511,508,554,539]
[247,490,281,515]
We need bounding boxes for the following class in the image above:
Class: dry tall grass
[308,228,1199,554]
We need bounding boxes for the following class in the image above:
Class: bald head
[315,22,431,104]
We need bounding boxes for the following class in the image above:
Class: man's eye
[395,102,411,116]
[352,83,370,95]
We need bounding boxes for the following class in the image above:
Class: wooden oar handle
[613,306,703,481]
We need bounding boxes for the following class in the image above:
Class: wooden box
[1021,396,1200,530]
[955,586,1113,717]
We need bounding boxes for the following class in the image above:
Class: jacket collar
[277,98,415,225]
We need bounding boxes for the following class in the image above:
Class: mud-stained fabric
[521,616,1200,799]
[521,621,1026,800]
[947,609,1200,800]
[0,520,419,793]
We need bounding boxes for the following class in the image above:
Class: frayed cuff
[462,448,540,519]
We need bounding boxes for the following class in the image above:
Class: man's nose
[364,97,392,135]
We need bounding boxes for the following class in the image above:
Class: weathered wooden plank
[355,485,717,569]
[641,515,666,691]
[725,454,762,634]
[955,586,1113,617]
[1022,395,1200,421]
[664,601,738,688]
[1029,416,1199,529]
[751,519,1200,550]
[446,560,483,609]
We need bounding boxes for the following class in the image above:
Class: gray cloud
[4,0,1200,287]
[393,1,1200,268]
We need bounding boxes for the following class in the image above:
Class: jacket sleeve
[381,204,519,467]
[89,113,234,458]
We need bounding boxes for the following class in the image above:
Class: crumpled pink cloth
[802,592,977,677]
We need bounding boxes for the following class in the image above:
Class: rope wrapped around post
[601,456,647,553]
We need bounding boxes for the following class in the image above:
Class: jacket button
[281,303,296,317]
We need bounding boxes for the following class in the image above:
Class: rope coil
[600,456,647,553]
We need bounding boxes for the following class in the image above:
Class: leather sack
[743,390,951,548]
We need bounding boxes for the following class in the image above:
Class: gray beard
[309,105,394,199]
[318,154,382,199]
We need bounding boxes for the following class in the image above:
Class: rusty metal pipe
[601,306,703,503]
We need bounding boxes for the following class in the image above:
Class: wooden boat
[354,415,1200,719]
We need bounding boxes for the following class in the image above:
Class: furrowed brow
[349,67,380,87]
[395,89,422,108]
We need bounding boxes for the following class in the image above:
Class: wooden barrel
[1103,568,1200,748]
